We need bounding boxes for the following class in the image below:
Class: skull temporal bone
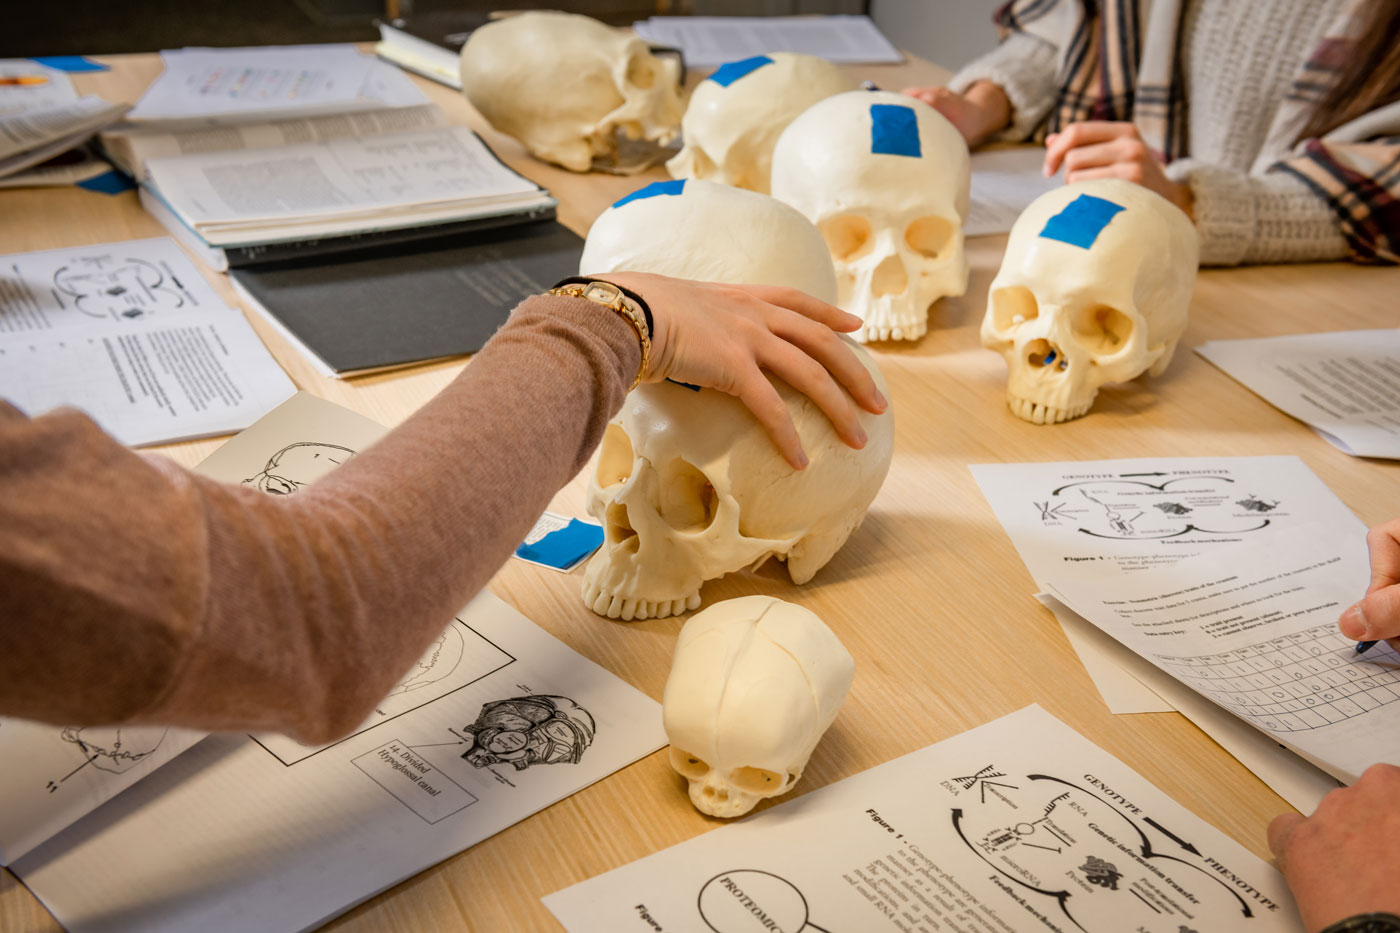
[980,179,1200,424]
[459,11,682,173]
[666,52,857,194]
[579,180,893,621]
[663,595,854,818]
[771,90,971,343]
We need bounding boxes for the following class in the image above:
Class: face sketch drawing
[460,695,596,772]
[243,442,357,495]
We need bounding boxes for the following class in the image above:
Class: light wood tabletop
[3,47,1399,933]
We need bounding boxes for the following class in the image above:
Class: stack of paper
[633,15,902,67]
[0,59,128,178]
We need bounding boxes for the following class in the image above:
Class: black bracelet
[1320,914,1400,933]
[552,275,654,338]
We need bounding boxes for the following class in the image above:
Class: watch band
[546,277,651,391]
[1321,914,1400,933]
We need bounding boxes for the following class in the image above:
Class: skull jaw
[1003,355,1099,425]
[1006,390,1096,425]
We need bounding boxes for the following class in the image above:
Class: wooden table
[3,49,1398,933]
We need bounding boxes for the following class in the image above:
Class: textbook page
[13,392,669,933]
[102,103,448,179]
[546,705,1301,933]
[1048,524,1400,784]
[0,59,77,113]
[127,45,426,123]
[966,146,1061,237]
[1197,329,1400,459]
[0,96,129,176]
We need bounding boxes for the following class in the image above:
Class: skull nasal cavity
[991,286,1038,330]
[819,215,873,261]
[595,424,635,487]
[872,254,907,296]
[658,459,719,532]
[606,502,639,552]
[1027,338,1068,370]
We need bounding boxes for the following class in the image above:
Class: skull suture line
[459,11,683,173]
[666,53,856,195]
[663,596,854,817]
[980,178,1199,424]
[579,179,894,621]
[771,89,970,343]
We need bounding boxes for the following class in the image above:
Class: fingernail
[1340,602,1369,639]
[853,426,868,448]
[875,389,889,411]
[795,450,809,470]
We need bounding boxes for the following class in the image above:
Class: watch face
[583,282,623,304]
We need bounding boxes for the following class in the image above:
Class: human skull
[770,89,970,343]
[666,53,857,194]
[980,178,1199,424]
[579,179,893,621]
[663,595,854,817]
[459,11,683,173]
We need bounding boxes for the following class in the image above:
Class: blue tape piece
[30,56,108,73]
[612,179,686,209]
[707,55,774,87]
[76,170,135,196]
[516,519,604,569]
[870,103,921,158]
[1038,194,1126,249]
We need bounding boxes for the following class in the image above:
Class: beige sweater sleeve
[0,294,639,744]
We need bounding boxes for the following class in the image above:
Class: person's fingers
[757,337,867,451]
[768,312,885,414]
[1267,812,1305,867]
[1342,585,1400,642]
[1043,121,1136,175]
[732,365,807,468]
[1060,138,1135,175]
[745,284,863,332]
[901,86,936,105]
[1366,521,1400,592]
[1065,162,1147,185]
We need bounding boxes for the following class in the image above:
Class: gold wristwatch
[547,279,651,390]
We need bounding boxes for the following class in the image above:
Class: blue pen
[1355,640,1379,655]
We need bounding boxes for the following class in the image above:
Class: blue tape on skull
[613,179,686,209]
[869,104,921,158]
[1038,194,1126,249]
[707,55,774,87]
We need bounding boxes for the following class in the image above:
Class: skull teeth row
[1008,394,1092,425]
[860,321,928,343]
[583,583,702,621]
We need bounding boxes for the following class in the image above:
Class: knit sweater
[0,294,639,745]
[950,0,1352,266]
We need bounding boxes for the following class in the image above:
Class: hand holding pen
[1340,517,1400,655]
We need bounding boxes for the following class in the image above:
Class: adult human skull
[663,595,854,818]
[666,53,857,194]
[459,11,683,173]
[770,89,970,343]
[980,178,1199,424]
[579,179,893,621]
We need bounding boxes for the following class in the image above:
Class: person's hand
[1042,121,1194,217]
[902,80,1010,148]
[1268,763,1400,931]
[1339,517,1400,651]
[591,272,888,470]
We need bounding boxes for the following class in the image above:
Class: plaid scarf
[995,0,1400,264]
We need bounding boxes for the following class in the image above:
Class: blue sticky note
[30,56,108,73]
[1039,194,1126,249]
[612,179,686,209]
[77,170,135,196]
[870,103,921,158]
[516,519,604,570]
[707,55,774,87]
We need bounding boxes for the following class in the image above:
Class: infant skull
[579,179,892,621]
[666,53,857,194]
[459,11,683,173]
[664,595,854,818]
[770,89,970,343]
[981,178,1199,424]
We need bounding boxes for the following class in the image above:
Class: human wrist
[963,80,1011,146]
[547,276,651,390]
[1319,913,1400,933]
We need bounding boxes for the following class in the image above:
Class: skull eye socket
[595,424,635,487]
[727,766,787,795]
[657,459,719,532]
[1072,305,1134,354]
[669,747,710,778]
[990,286,1039,330]
[625,54,656,90]
[905,216,956,259]
[819,215,874,262]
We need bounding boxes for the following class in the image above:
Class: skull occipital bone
[980,178,1199,425]
[578,179,893,621]
[666,52,857,194]
[770,89,970,343]
[459,11,682,173]
[663,595,854,818]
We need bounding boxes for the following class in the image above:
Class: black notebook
[230,219,584,378]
